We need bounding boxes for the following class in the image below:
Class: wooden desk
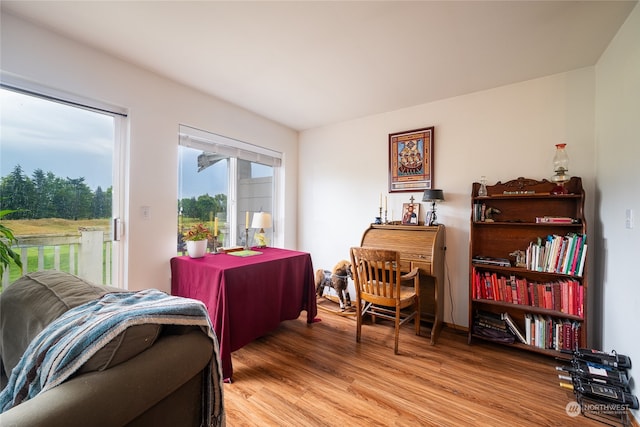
[170,248,317,380]
[360,224,445,344]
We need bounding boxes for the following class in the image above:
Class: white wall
[0,13,299,292]
[299,69,597,330]
[595,3,640,419]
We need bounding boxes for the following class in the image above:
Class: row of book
[526,232,587,277]
[525,313,582,351]
[473,310,582,350]
[472,202,488,222]
[472,270,584,317]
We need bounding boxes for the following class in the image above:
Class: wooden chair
[349,247,420,354]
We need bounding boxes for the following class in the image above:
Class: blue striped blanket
[0,289,224,426]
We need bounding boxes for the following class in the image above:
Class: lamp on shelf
[251,212,272,248]
[551,143,570,195]
[422,189,445,226]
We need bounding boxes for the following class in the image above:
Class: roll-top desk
[359,224,446,344]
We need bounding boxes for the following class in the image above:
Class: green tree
[0,165,34,218]
[195,194,217,222]
[65,177,93,220]
[93,186,106,218]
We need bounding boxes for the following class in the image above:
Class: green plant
[182,223,212,241]
[0,210,22,278]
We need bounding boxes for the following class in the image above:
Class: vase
[186,240,208,258]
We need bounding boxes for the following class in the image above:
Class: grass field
[3,218,111,235]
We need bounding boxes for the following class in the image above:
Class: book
[535,216,578,224]
[226,249,263,257]
[220,246,244,253]
[472,256,511,267]
[501,312,527,344]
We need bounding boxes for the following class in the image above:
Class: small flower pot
[186,240,208,258]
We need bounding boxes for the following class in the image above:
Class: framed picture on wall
[388,126,434,193]
[401,203,420,225]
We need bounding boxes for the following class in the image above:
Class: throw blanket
[0,289,224,426]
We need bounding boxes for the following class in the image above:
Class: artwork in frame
[388,126,434,193]
[401,203,420,225]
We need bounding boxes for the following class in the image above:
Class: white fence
[1,230,111,288]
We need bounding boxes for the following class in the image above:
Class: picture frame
[401,203,420,225]
[388,126,434,193]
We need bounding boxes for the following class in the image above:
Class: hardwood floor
[223,307,622,426]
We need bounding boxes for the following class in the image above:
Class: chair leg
[394,308,401,354]
[356,301,362,343]
[415,298,421,336]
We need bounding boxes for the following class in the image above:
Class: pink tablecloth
[170,247,317,380]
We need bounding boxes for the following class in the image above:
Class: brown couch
[0,271,225,427]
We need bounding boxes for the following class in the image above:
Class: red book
[544,284,553,309]
[552,282,561,311]
[578,283,584,318]
[491,273,499,301]
[568,282,575,315]
[484,272,493,300]
[561,280,569,314]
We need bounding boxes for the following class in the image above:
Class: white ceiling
[2,1,636,131]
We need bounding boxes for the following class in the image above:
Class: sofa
[0,271,225,427]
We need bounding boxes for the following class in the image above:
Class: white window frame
[1,72,128,288]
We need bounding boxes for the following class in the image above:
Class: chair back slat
[351,247,401,302]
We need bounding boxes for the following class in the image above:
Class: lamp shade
[251,212,272,230]
[422,189,444,202]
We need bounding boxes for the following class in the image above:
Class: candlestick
[212,235,221,254]
[244,227,250,250]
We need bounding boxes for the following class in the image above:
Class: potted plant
[1,210,22,279]
[182,223,212,258]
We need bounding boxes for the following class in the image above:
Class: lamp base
[254,229,268,248]
[551,183,568,195]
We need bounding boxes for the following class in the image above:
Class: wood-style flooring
[223,305,629,426]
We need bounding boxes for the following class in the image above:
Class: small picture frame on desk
[401,203,420,225]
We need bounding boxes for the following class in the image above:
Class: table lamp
[422,189,445,226]
[251,212,272,248]
[551,143,570,194]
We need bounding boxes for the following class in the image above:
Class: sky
[0,87,114,191]
[1,87,270,201]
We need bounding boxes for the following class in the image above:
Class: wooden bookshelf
[468,177,588,357]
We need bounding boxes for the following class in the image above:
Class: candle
[385,196,387,210]
[379,193,382,209]
[209,211,213,230]
[245,211,249,228]
[214,217,218,237]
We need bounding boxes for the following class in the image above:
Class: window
[178,125,281,251]
[0,82,126,287]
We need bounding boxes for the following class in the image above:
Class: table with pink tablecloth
[170,247,317,380]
